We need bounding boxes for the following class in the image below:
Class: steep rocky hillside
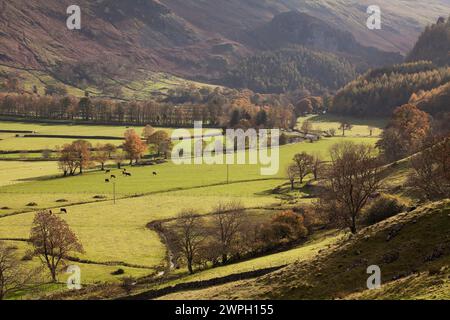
[247,11,402,71]
[0,0,448,92]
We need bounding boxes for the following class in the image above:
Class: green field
[297,114,387,137]
[0,119,380,298]
[0,120,222,151]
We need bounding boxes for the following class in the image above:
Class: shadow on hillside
[308,114,388,128]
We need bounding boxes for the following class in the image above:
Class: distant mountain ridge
[0,0,448,93]
[248,11,402,71]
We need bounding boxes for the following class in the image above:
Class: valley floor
[0,117,392,299]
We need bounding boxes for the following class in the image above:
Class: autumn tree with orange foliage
[377,104,430,161]
[57,140,92,176]
[122,129,147,164]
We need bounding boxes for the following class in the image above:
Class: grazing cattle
[105,170,111,174]
[152,172,157,176]
[60,208,67,214]
[49,210,53,214]
[124,172,131,177]
[105,179,110,183]
[111,175,116,179]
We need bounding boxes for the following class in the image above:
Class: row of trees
[172,202,309,274]
[57,126,171,175]
[0,89,296,130]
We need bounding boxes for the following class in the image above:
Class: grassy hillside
[159,200,450,300]
[0,64,215,101]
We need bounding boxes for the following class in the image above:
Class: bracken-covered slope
[0,0,448,88]
[158,200,450,300]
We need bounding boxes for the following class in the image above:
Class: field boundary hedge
[23,134,124,140]
[118,265,285,300]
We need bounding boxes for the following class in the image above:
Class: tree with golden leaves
[122,129,147,164]
[378,104,430,161]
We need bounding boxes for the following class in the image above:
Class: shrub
[26,202,38,207]
[363,194,408,225]
[93,195,107,199]
[121,276,135,294]
[261,210,308,244]
[111,268,125,275]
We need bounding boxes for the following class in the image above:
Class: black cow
[124,172,131,177]
[111,175,116,179]
[105,169,111,174]
[60,208,67,214]
[152,172,157,176]
[105,179,110,183]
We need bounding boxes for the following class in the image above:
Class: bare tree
[286,164,298,190]
[113,150,125,169]
[339,122,353,136]
[320,142,382,234]
[176,210,205,274]
[30,211,84,282]
[311,153,323,180]
[212,201,245,264]
[0,241,39,300]
[408,137,450,200]
[301,120,313,135]
[142,124,155,141]
[292,152,314,184]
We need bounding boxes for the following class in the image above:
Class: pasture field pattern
[0,118,382,296]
